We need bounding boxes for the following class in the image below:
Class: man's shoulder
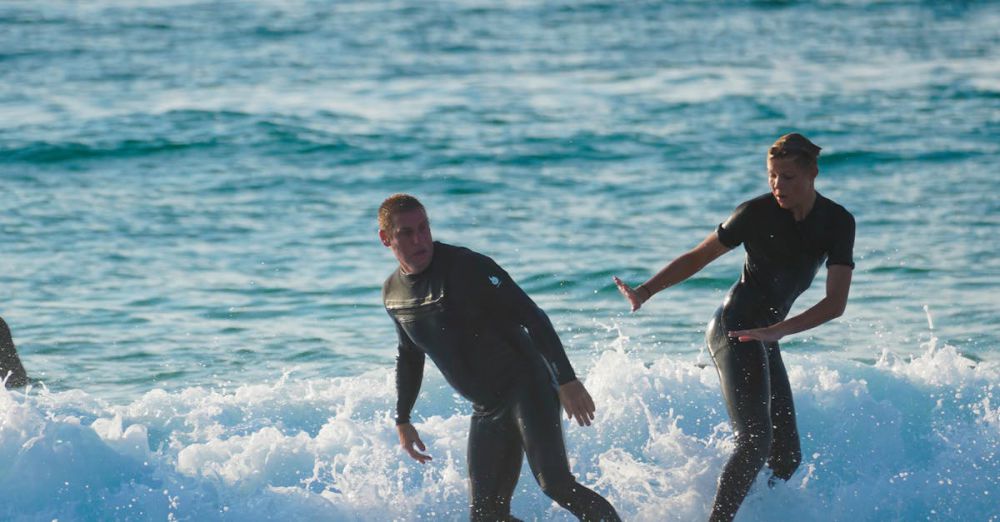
[381,270,401,299]
[436,242,498,268]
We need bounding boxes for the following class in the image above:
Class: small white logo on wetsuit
[489,276,501,287]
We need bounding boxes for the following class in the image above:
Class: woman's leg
[707,311,774,522]
[764,343,801,481]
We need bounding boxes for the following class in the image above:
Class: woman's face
[768,156,816,211]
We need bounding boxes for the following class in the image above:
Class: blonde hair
[378,193,426,232]
[768,133,821,172]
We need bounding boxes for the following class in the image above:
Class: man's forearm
[521,304,576,384]
[395,353,424,424]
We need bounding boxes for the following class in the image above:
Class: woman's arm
[730,265,853,343]
[613,231,732,312]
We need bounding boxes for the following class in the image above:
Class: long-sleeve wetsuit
[707,192,855,522]
[383,242,619,522]
[0,317,29,389]
[384,242,576,422]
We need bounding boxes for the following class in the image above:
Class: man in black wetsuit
[378,194,620,522]
[1,316,30,389]
[614,133,855,522]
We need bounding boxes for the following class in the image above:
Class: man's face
[768,156,816,211]
[379,208,434,274]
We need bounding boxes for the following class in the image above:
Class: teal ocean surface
[1,1,998,520]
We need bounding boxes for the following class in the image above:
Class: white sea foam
[1,338,997,521]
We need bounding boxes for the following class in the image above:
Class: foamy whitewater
[2,1,999,520]
[2,326,997,521]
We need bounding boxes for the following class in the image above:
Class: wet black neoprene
[707,192,855,522]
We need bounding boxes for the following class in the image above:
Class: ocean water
[1,1,998,520]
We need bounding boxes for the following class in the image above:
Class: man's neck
[400,259,431,276]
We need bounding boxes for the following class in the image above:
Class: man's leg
[0,317,28,388]
[707,312,774,522]
[765,343,802,482]
[468,410,525,522]
[513,364,620,522]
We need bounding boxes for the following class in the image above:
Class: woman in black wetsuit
[613,133,855,522]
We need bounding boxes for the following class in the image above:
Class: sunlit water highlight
[1,1,998,520]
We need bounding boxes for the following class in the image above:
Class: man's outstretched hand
[397,423,432,464]
[559,379,597,427]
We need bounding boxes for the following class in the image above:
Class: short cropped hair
[378,193,426,232]
[768,133,821,172]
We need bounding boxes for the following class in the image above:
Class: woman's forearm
[770,296,846,338]
[641,233,730,299]
[729,266,852,344]
[642,250,708,296]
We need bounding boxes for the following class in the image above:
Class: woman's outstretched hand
[612,276,646,312]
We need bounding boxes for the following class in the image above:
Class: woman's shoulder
[732,193,777,215]
[816,193,855,224]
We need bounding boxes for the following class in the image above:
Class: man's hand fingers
[404,444,419,459]
[566,402,581,425]
[404,442,432,463]
[415,437,426,452]
[404,444,418,459]
[569,399,591,426]
[578,396,595,423]
[414,451,432,464]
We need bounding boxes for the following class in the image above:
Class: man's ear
[378,228,391,247]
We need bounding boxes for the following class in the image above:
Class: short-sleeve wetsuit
[706,192,855,522]
[383,242,620,522]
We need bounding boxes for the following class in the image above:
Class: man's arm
[470,254,601,425]
[0,317,28,389]
[394,340,424,426]
[482,262,576,385]
[392,321,432,463]
[730,265,853,343]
